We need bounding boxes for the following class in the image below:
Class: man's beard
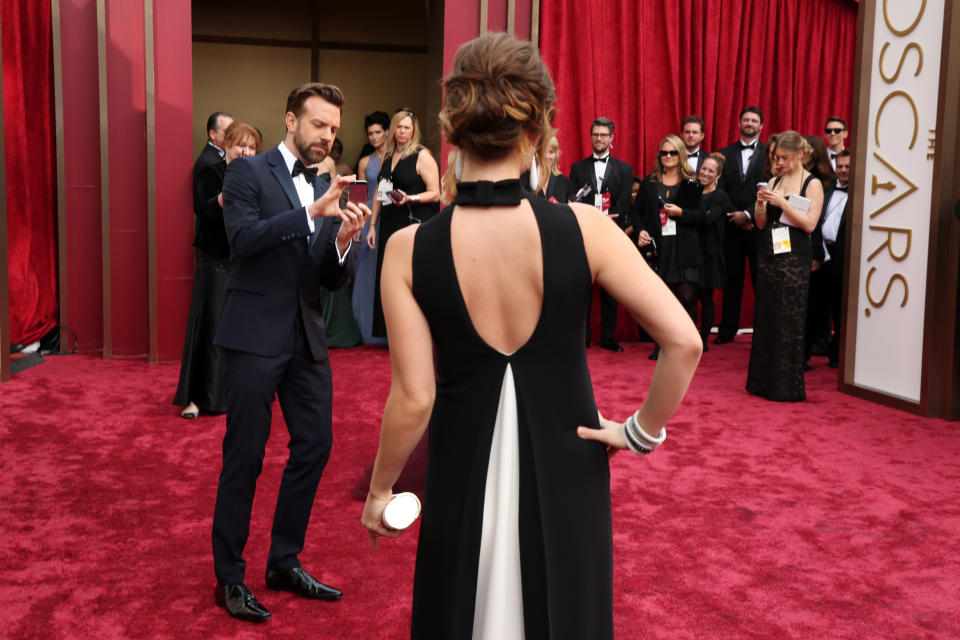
[294,124,328,164]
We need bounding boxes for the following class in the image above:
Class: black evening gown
[747,174,817,401]
[372,150,437,338]
[409,180,613,639]
[173,151,230,413]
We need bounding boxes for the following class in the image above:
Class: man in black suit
[715,106,766,344]
[681,114,707,173]
[192,111,233,260]
[569,117,634,351]
[211,83,369,623]
[820,149,852,367]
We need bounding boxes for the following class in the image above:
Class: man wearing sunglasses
[569,117,634,351]
[823,117,849,170]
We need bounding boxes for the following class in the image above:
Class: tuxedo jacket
[193,143,230,258]
[214,146,356,360]
[518,170,575,203]
[568,155,634,229]
[718,140,768,216]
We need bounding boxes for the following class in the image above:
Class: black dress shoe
[215,583,271,622]
[714,335,734,345]
[265,567,343,601]
[600,339,624,352]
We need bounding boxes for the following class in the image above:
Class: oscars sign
[849,0,945,404]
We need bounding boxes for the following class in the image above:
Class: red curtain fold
[541,0,859,177]
[2,0,57,346]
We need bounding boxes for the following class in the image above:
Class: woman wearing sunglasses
[366,108,441,340]
[630,134,704,359]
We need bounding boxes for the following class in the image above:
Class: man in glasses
[715,106,766,345]
[823,117,849,170]
[569,116,634,351]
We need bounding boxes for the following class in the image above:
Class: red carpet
[2,341,959,639]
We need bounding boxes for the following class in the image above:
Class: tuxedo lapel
[310,177,331,239]
[745,143,764,179]
[268,147,302,211]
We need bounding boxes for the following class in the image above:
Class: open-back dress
[409,179,614,639]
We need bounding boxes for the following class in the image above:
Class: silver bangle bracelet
[620,412,667,456]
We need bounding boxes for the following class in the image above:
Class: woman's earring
[455,150,463,181]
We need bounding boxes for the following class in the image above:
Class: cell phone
[347,180,368,205]
[388,189,404,205]
[756,181,769,191]
[657,196,665,209]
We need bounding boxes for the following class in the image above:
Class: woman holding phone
[366,109,441,339]
[352,111,391,345]
[749,131,824,401]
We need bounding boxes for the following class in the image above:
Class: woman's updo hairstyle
[775,130,813,157]
[440,32,556,189]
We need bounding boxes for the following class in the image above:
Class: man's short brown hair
[285,83,344,119]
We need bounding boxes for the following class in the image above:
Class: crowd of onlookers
[173,105,853,412]
[554,109,852,402]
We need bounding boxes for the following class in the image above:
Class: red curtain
[541,0,859,177]
[3,0,57,346]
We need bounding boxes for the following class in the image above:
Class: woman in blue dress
[351,111,391,345]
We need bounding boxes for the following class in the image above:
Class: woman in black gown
[748,131,824,401]
[695,153,734,351]
[173,121,260,418]
[366,109,441,339]
[360,33,702,639]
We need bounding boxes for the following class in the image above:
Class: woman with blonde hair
[749,130,824,400]
[361,33,700,638]
[631,134,703,359]
[365,108,441,339]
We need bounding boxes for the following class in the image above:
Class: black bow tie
[830,152,838,160]
[292,159,318,184]
[835,184,848,192]
[593,156,608,163]
[739,141,757,151]
[688,150,700,158]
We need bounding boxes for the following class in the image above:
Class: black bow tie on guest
[593,156,608,163]
[835,184,848,192]
[688,150,700,158]
[292,159,318,184]
[830,152,838,160]
[739,141,757,151]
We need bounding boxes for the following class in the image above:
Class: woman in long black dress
[632,135,702,359]
[173,121,260,418]
[365,109,441,339]
[695,153,734,351]
[748,131,824,401]
[360,33,701,639]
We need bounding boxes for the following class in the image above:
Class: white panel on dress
[472,362,525,640]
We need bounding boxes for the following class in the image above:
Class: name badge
[662,217,677,236]
[377,178,394,204]
[593,193,610,212]
[772,225,792,254]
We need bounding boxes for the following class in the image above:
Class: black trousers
[585,287,618,344]
[718,225,757,340]
[212,316,333,585]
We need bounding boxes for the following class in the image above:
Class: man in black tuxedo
[819,149,852,367]
[192,111,234,259]
[569,117,634,351]
[211,83,369,622]
[681,114,707,173]
[716,106,766,344]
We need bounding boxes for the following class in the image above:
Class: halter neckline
[454,179,524,207]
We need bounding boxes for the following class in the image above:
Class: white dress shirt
[592,152,610,190]
[821,183,848,262]
[686,147,702,173]
[277,142,349,262]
